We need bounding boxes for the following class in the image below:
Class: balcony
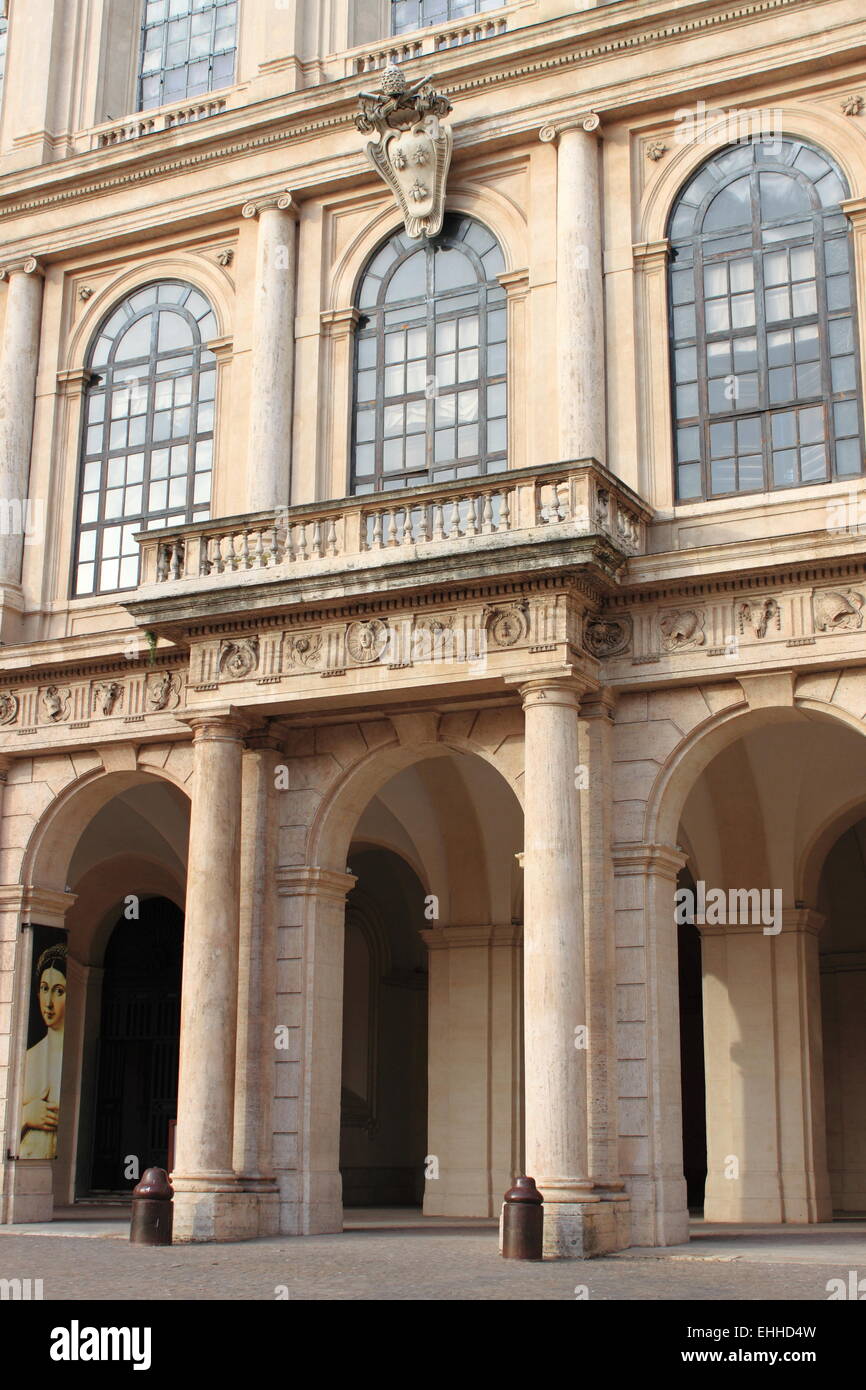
[128,460,650,631]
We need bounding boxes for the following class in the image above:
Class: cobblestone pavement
[1,1221,864,1300]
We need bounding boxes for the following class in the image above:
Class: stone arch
[328,189,523,314]
[64,257,232,372]
[22,764,191,895]
[638,105,866,246]
[307,724,524,876]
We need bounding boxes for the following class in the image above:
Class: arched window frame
[668,137,865,502]
[350,213,508,496]
[72,280,218,598]
[138,0,237,112]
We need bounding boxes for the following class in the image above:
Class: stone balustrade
[91,98,228,150]
[347,15,509,76]
[136,461,649,589]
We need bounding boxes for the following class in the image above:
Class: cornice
[0,0,840,226]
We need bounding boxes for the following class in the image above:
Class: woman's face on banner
[38,968,66,1031]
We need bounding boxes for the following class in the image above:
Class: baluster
[449,499,461,539]
[498,490,511,532]
[417,506,429,543]
[386,508,398,547]
[213,533,225,573]
[283,523,295,563]
[326,517,338,556]
[402,508,413,546]
[156,544,169,582]
[296,522,308,560]
[481,492,494,534]
[312,520,323,558]
[199,536,211,576]
[432,501,445,541]
[169,540,183,580]
[240,530,251,569]
[464,496,478,536]
[252,529,264,568]
[372,511,384,550]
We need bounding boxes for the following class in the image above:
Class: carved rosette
[484,602,529,648]
[346,619,389,665]
[219,638,260,680]
[356,64,453,239]
[584,615,632,659]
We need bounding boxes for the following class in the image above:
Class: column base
[172,1178,280,1242]
[542,1199,629,1258]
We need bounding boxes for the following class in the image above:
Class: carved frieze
[813,589,864,633]
[346,619,389,665]
[147,671,182,711]
[93,681,123,716]
[484,602,529,648]
[219,638,260,680]
[659,609,705,652]
[738,598,781,639]
[0,692,18,725]
[584,615,632,658]
[42,686,71,722]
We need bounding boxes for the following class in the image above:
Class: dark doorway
[89,898,183,1193]
[677,869,707,1213]
[340,848,428,1207]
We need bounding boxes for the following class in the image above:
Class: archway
[20,771,189,1215]
[316,740,524,1222]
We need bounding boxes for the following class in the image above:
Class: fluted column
[521,676,625,1256]
[242,194,299,512]
[0,257,44,623]
[173,710,253,1241]
[539,117,605,466]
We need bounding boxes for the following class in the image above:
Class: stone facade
[0,0,865,1252]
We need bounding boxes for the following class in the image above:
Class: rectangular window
[138,0,237,112]
[392,0,504,37]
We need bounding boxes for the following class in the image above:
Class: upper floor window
[138,0,237,111]
[669,138,863,501]
[392,0,503,36]
[351,214,507,494]
[74,282,217,597]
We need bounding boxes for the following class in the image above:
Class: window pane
[670,138,862,499]
[75,281,217,596]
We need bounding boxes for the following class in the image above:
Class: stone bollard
[130,1167,174,1246]
[500,1175,544,1260]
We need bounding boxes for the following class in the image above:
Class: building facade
[0,0,864,1253]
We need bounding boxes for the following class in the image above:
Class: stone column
[539,117,605,466]
[579,690,628,1233]
[613,843,689,1246]
[520,676,617,1256]
[0,257,44,637]
[242,194,299,513]
[231,725,283,1234]
[172,711,255,1242]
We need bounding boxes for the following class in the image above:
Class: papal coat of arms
[356,64,453,240]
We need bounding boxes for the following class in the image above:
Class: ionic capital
[181,707,251,743]
[539,113,600,144]
[242,191,299,220]
[0,255,44,280]
[516,672,595,712]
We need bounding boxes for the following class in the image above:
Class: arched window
[352,214,507,494]
[73,282,217,597]
[668,138,863,501]
[138,0,237,111]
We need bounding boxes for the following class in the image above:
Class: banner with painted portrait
[18,925,68,1159]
